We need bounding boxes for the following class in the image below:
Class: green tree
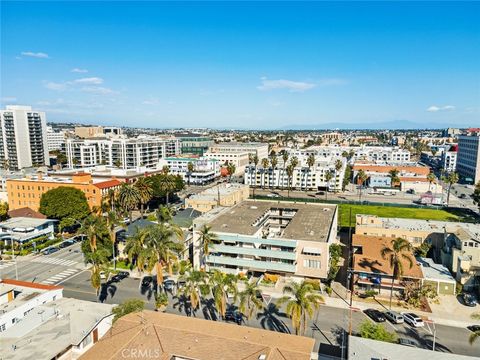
[414,242,431,258]
[134,177,153,217]
[282,151,289,189]
[402,283,438,308]
[118,183,141,222]
[381,237,414,309]
[239,278,263,320]
[105,210,122,270]
[270,154,278,188]
[210,270,238,318]
[327,243,343,284]
[187,162,194,185]
[179,269,210,313]
[325,170,334,199]
[442,172,459,206]
[305,153,315,192]
[261,158,269,189]
[276,280,324,335]
[226,162,236,183]
[124,226,150,274]
[156,205,174,224]
[388,168,400,188]
[358,320,397,343]
[356,169,368,202]
[0,201,9,221]
[112,299,145,323]
[286,164,295,198]
[334,159,343,193]
[39,186,90,225]
[199,224,218,260]
[157,174,177,205]
[427,172,436,192]
[473,181,480,212]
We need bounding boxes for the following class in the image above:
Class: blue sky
[1,1,479,129]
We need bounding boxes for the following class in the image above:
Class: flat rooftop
[206,200,337,242]
[417,257,456,283]
[80,310,314,360]
[0,216,56,230]
[189,183,248,201]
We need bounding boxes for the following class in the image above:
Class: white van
[385,310,404,324]
[402,312,424,327]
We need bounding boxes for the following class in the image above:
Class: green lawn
[338,204,467,227]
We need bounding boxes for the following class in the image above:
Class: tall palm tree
[210,270,238,318]
[261,158,269,189]
[357,169,368,202]
[286,164,295,198]
[276,281,324,335]
[104,188,118,212]
[118,183,141,222]
[334,159,343,193]
[105,210,122,270]
[124,226,150,274]
[442,172,459,206]
[158,173,176,205]
[325,170,333,200]
[226,162,236,183]
[306,153,315,192]
[143,223,184,290]
[198,224,218,261]
[156,205,174,224]
[270,154,278,189]
[381,237,414,309]
[239,278,263,321]
[388,168,400,188]
[187,162,194,186]
[282,151,289,189]
[134,177,153,217]
[180,269,210,314]
[251,154,259,196]
[427,172,436,192]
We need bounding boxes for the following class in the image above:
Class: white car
[402,312,424,327]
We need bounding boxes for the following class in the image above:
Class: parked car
[402,312,424,327]
[141,276,153,287]
[363,308,386,322]
[467,325,480,333]
[224,310,242,325]
[100,271,107,280]
[163,279,176,291]
[384,310,404,324]
[112,271,129,282]
[266,193,280,198]
[59,239,75,248]
[316,191,325,195]
[398,338,419,347]
[462,293,478,307]
[42,247,59,255]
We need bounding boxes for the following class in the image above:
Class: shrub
[359,320,397,343]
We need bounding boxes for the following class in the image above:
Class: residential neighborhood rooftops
[79,310,315,360]
[205,200,337,242]
[417,257,456,283]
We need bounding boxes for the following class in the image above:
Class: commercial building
[185,183,250,213]
[46,126,65,151]
[0,279,113,360]
[175,132,214,155]
[64,136,180,170]
[204,149,250,175]
[0,216,56,245]
[0,105,49,169]
[352,164,431,189]
[6,172,122,211]
[159,156,221,185]
[74,126,104,139]
[192,200,339,280]
[208,142,269,160]
[245,155,347,192]
[80,310,315,360]
[456,132,480,184]
[441,146,458,173]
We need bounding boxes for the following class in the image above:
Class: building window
[303,259,321,269]
[0,324,5,332]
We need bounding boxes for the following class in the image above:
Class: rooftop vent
[250,206,258,210]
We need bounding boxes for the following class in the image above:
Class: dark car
[163,279,176,291]
[59,239,75,248]
[141,276,153,287]
[316,191,325,195]
[112,271,129,282]
[467,325,480,332]
[398,338,419,348]
[462,293,477,307]
[224,310,242,325]
[42,247,59,255]
[363,308,386,322]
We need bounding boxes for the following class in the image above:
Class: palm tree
[261,158,269,189]
[105,210,122,270]
[270,154,278,189]
[325,170,333,200]
[180,269,210,314]
[226,162,236,183]
[427,172,436,192]
[357,169,368,202]
[469,329,480,345]
[306,153,315,192]
[286,164,295,198]
[239,279,263,321]
[276,281,324,335]
[187,162,194,186]
[210,270,238,318]
[104,188,117,212]
[388,168,400,188]
[252,154,259,196]
[124,226,150,274]
[134,177,153,217]
[143,223,184,290]
[198,224,218,262]
[443,172,459,206]
[118,183,141,222]
[334,159,343,193]
[158,173,176,205]
[282,151,289,189]
[156,205,174,224]
[381,237,414,309]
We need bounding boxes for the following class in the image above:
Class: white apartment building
[457,132,480,184]
[204,149,250,175]
[305,145,411,163]
[0,105,49,169]
[245,153,347,192]
[208,142,269,160]
[46,126,65,151]
[64,136,180,170]
[159,156,220,185]
[442,150,457,173]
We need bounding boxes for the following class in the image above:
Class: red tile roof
[1,278,63,291]
[94,179,122,189]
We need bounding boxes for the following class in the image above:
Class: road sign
[261,293,272,305]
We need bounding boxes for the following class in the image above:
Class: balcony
[210,244,296,260]
[206,255,296,273]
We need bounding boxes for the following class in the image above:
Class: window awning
[302,247,321,255]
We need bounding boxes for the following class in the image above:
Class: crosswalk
[40,268,79,285]
[32,257,78,267]
[0,261,14,270]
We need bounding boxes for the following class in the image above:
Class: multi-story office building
[192,200,339,280]
[245,154,347,192]
[64,136,180,169]
[456,132,480,184]
[74,126,104,139]
[203,149,250,175]
[46,126,66,151]
[0,105,49,169]
[159,156,220,185]
[441,147,458,173]
[6,172,122,211]
[175,133,214,155]
[208,142,269,161]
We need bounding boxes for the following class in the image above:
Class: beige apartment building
[185,183,249,213]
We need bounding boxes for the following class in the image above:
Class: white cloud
[21,51,49,59]
[71,68,88,73]
[44,81,68,91]
[81,86,115,95]
[258,77,316,92]
[73,77,103,85]
[427,105,456,112]
[1,96,17,103]
[142,99,160,105]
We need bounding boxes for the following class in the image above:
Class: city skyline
[1,1,479,129]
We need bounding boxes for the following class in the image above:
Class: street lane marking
[57,269,87,285]
[0,262,14,270]
[32,257,77,266]
[40,268,80,284]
